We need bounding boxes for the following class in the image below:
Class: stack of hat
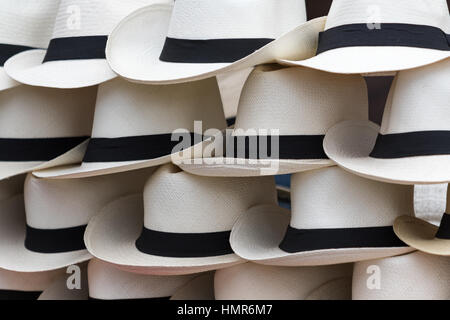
[0,0,448,300]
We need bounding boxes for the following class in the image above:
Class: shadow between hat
[0,195,92,272]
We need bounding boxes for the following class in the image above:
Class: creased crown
[0,0,59,48]
[380,59,450,134]
[0,85,97,139]
[235,66,368,135]
[353,252,450,300]
[143,164,277,233]
[51,0,165,39]
[0,267,64,292]
[24,168,155,229]
[92,77,226,138]
[290,167,414,229]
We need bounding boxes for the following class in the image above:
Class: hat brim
[0,139,89,181]
[38,265,89,300]
[323,120,450,185]
[0,67,20,91]
[0,195,92,272]
[170,272,215,300]
[84,194,244,275]
[106,3,326,85]
[33,138,208,179]
[4,49,116,89]
[230,204,413,266]
[176,158,334,177]
[394,216,450,256]
[277,46,450,74]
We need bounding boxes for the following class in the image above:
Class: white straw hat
[177,65,368,177]
[85,164,277,275]
[230,166,415,267]
[323,59,450,185]
[0,169,154,272]
[105,0,326,85]
[0,0,59,91]
[353,252,450,300]
[394,184,450,256]
[87,258,196,300]
[4,0,169,89]
[214,262,352,300]
[0,84,97,181]
[38,263,89,300]
[278,0,450,74]
[0,267,65,300]
[34,77,227,179]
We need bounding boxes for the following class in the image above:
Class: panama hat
[105,0,326,85]
[0,0,59,91]
[0,267,65,300]
[87,258,198,300]
[353,252,450,300]
[85,164,277,275]
[231,166,415,267]
[324,59,450,185]
[394,185,450,256]
[0,84,97,181]
[170,272,215,300]
[4,0,168,89]
[0,169,154,273]
[214,262,352,300]
[278,0,450,74]
[38,264,89,300]
[34,77,226,179]
[177,65,368,177]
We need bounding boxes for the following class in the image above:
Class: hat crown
[353,252,450,299]
[325,0,450,32]
[87,258,194,299]
[51,0,162,39]
[215,263,352,300]
[380,59,450,134]
[290,167,414,229]
[167,0,307,40]
[0,85,96,139]
[143,164,277,233]
[92,78,226,138]
[0,0,58,48]
[0,174,25,202]
[24,169,154,229]
[234,66,368,135]
[0,267,64,291]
